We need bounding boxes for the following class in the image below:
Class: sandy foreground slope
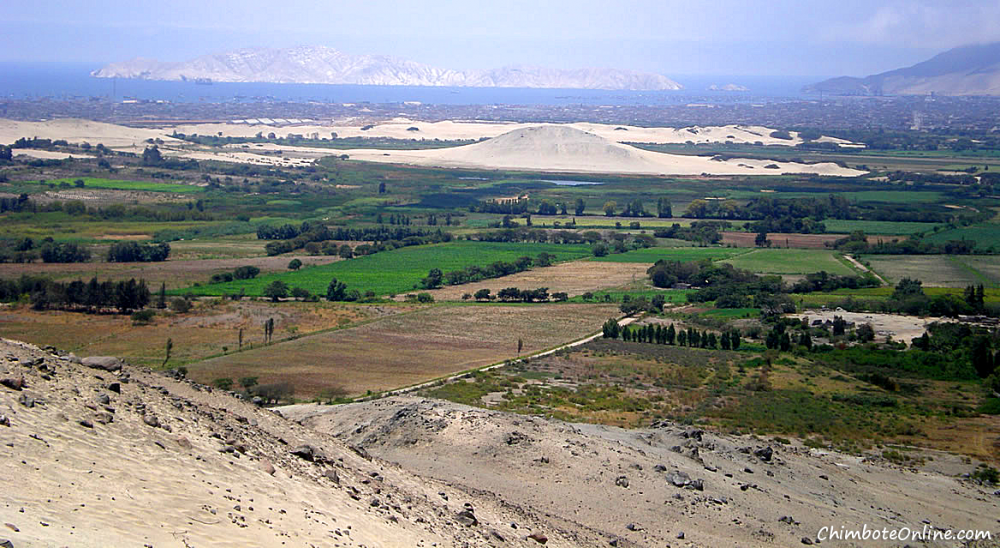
[0,338,601,547]
[283,397,1000,548]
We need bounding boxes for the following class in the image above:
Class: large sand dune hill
[344,125,866,176]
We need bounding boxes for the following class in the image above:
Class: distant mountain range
[92,46,683,91]
[805,42,1000,96]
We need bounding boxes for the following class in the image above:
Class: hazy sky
[4,0,1000,77]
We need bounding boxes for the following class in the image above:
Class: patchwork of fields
[183,241,593,297]
[863,255,1000,287]
[719,248,856,276]
[186,303,618,398]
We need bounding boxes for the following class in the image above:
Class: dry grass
[0,300,398,367]
[0,254,339,290]
[186,303,618,398]
[422,260,649,301]
[864,255,984,287]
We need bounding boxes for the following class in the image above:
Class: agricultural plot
[722,232,841,249]
[863,255,996,287]
[185,303,618,398]
[422,259,648,301]
[0,253,337,290]
[182,241,591,297]
[719,248,856,276]
[28,177,204,194]
[922,223,1000,251]
[822,219,941,235]
[591,246,749,264]
[0,301,390,368]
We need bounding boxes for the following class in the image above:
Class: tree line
[420,253,555,289]
[602,320,742,350]
[0,275,151,313]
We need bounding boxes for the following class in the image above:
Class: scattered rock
[81,356,122,372]
[370,498,381,508]
[819,474,828,481]
[0,377,24,391]
[677,531,685,539]
[754,446,773,462]
[506,431,531,445]
[323,469,339,484]
[260,460,276,476]
[615,476,629,488]
[78,419,93,429]
[96,394,110,405]
[456,509,478,527]
[291,444,320,462]
[527,532,548,544]
[654,464,667,472]
[668,471,691,488]
[143,415,160,428]
[17,395,34,408]
[0,415,9,427]
[801,537,814,545]
[689,479,704,491]
[744,467,754,474]
[0,538,12,548]
[683,429,704,441]
[107,382,121,394]
[3,523,17,532]
[779,516,799,526]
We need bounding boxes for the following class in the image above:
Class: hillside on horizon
[805,42,1000,96]
[91,45,684,91]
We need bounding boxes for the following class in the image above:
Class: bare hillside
[0,338,598,547]
[285,397,1000,547]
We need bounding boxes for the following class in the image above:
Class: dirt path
[844,254,887,285]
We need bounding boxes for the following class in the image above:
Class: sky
[3,0,1000,77]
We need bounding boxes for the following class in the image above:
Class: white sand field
[1,118,864,175]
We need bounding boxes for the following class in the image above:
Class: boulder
[82,356,122,372]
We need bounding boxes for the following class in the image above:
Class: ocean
[0,63,815,106]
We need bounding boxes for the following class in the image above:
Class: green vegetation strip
[590,246,750,264]
[719,249,856,276]
[182,241,592,297]
[28,177,203,194]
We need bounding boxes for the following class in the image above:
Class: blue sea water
[0,63,815,106]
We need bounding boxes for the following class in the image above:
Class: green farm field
[719,248,856,276]
[922,223,1000,250]
[28,177,204,194]
[822,219,942,235]
[182,241,593,297]
[590,246,750,264]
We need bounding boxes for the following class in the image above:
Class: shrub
[213,378,234,390]
[287,258,302,270]
[130,309,156,325]
[169,297,191,313]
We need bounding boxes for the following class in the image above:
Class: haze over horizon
[5,0,1000,78]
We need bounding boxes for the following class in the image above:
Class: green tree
[656,197,672,218]
[574,198,586,216]
[264,280,289,302]
[156,282,167,309]
[162,338,172,367]
[287,258,302,270]
[666,324,676,345]
[339,244,354,259]
[240,376,259,391]
[326,278,347,301]
[213,378,234,390]
[603,201,617,217]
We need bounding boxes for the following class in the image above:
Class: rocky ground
[282,397,1000,548]
[0,338,593,547]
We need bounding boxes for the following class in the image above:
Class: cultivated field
[0,253,338,289]
[184,241,592,297]
[0,300,397,367]
[421,259,649,300]
[591,246,749,263]
[822,219,940,235]
[186,303,618,398]
[863,255,992,287]
[26,177,204,194]
[721,232,842,249]
[719,248,856,276]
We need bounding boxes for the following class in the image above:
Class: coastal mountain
[91,46,683,91]
[805,42,1000,96]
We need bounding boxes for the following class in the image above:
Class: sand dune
[342,125,865,176]
[0,119,180,149]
